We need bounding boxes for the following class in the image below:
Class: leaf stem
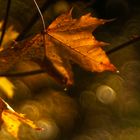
[32,0,47,55]
[16,0,57,41]
[0,70,47,77]
[33,0,46,32]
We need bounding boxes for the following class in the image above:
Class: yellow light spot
[0,77,15,98]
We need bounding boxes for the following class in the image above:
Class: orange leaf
[0,9,116,86]
[45,10,116,85]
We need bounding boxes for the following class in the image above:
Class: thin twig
[0,0,11,47]
[16,0,57,41]
[0,35,140,77]
[107,35,140,54]
[0,70,47,77]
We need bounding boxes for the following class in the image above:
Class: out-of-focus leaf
[0,98,42,139]
[0,77,15,98]
[0,21,19,50]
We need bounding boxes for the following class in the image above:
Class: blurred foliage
[0,77,14,98]
[0,21,19,48]
[0,0,140,140]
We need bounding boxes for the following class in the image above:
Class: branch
[0,35,140,78]
[0,0,11,47]
[107,35,140,54]
[0,69,47,77]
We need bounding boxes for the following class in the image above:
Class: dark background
[0,0,140,140]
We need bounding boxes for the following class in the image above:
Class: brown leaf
[0,34,44,72]
[45,10,116,85]
[0,10,116,85]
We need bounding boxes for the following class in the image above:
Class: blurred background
[0,0,140,139]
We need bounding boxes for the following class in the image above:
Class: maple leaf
[45,10,116,85]
[0,98,41,139]
[0,10,116,85]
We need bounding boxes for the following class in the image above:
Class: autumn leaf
[0,98,41,139]
[0,9,116,85]
[0,34,45,73]
[45,9,116,85]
